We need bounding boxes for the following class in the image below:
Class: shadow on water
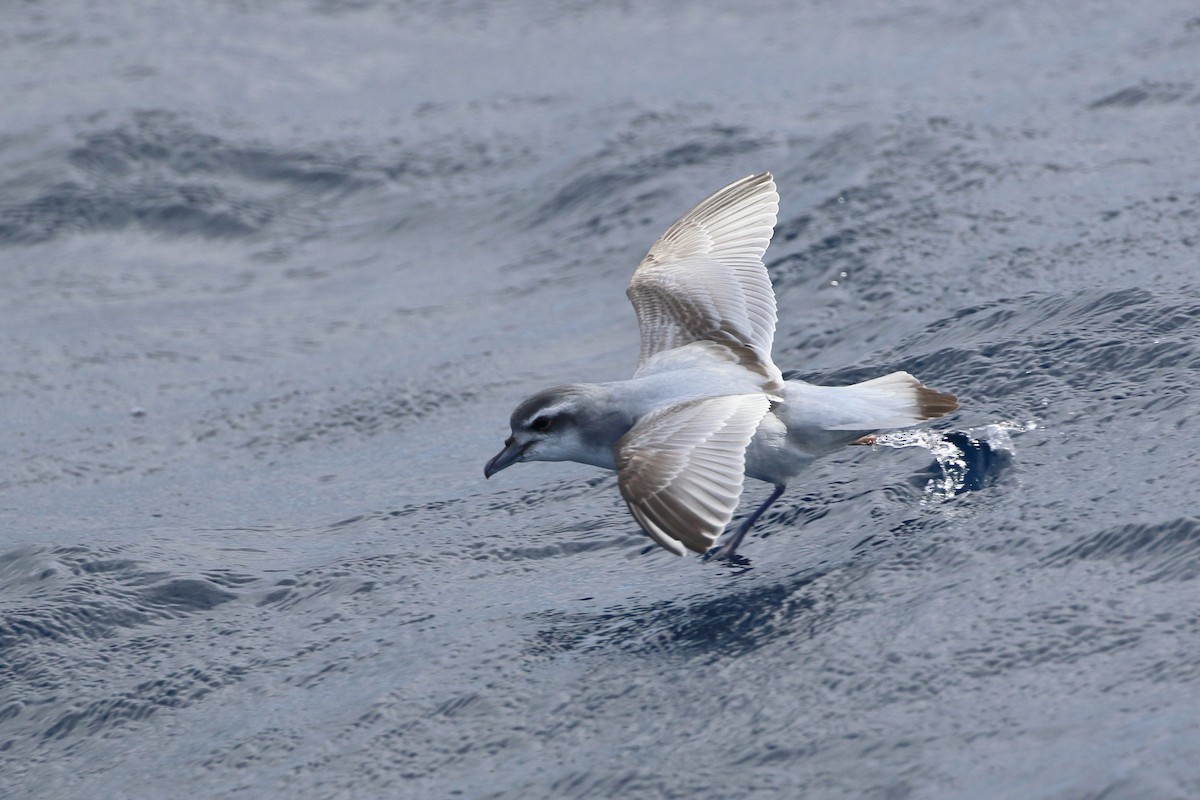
[526,562,837,667]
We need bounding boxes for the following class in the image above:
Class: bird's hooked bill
[484,439,525,478]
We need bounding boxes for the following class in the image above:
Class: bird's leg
[709,483,786,560]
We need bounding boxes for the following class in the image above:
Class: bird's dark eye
[530,415,554,432]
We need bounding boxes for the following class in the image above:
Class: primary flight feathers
[628,172,783,389]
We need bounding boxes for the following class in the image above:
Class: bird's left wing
[614,394,771,556]
[627,172,782,389]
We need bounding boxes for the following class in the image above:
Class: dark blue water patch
[39,666,234,742]
[1088,82,1197,109]
[0,545,250,655]
[529,124,769,228]
[0,545,426,747]
[1041,517,1200,582]
[0,179,268,242]
[380,129,535,184]
[139,578,238,611]
[68,113,374,191]
[533,169,649,224]
[0,548,255,746]
[775,212,814,244]
[766,123,1002,291]
[766,130,888,280]
[782,122,877,188]
[249,551,419,615]
[768,224,873,288]
[0,112,382,244]
[916,431,1011,495]
[255,572,381,612]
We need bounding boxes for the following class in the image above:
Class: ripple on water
[1041,517,1200,583]
[0,113,378,244]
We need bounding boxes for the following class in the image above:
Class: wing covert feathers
[628,173,782,389]
[614,394,771,555]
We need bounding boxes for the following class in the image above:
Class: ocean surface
[3,2,1199,797]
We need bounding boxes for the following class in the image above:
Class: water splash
[873,421,1033,500]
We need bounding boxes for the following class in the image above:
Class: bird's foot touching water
[702,547,753,567]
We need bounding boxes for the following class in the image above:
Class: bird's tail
[793,371,958,431]
[852,370,958,423]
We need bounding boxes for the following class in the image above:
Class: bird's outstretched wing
[614,394,771,555]
[627,172,782,389]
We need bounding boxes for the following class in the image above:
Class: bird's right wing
[614,394,770,556]
[627,172,782,389]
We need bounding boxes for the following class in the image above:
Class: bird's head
[484,385,625,477]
